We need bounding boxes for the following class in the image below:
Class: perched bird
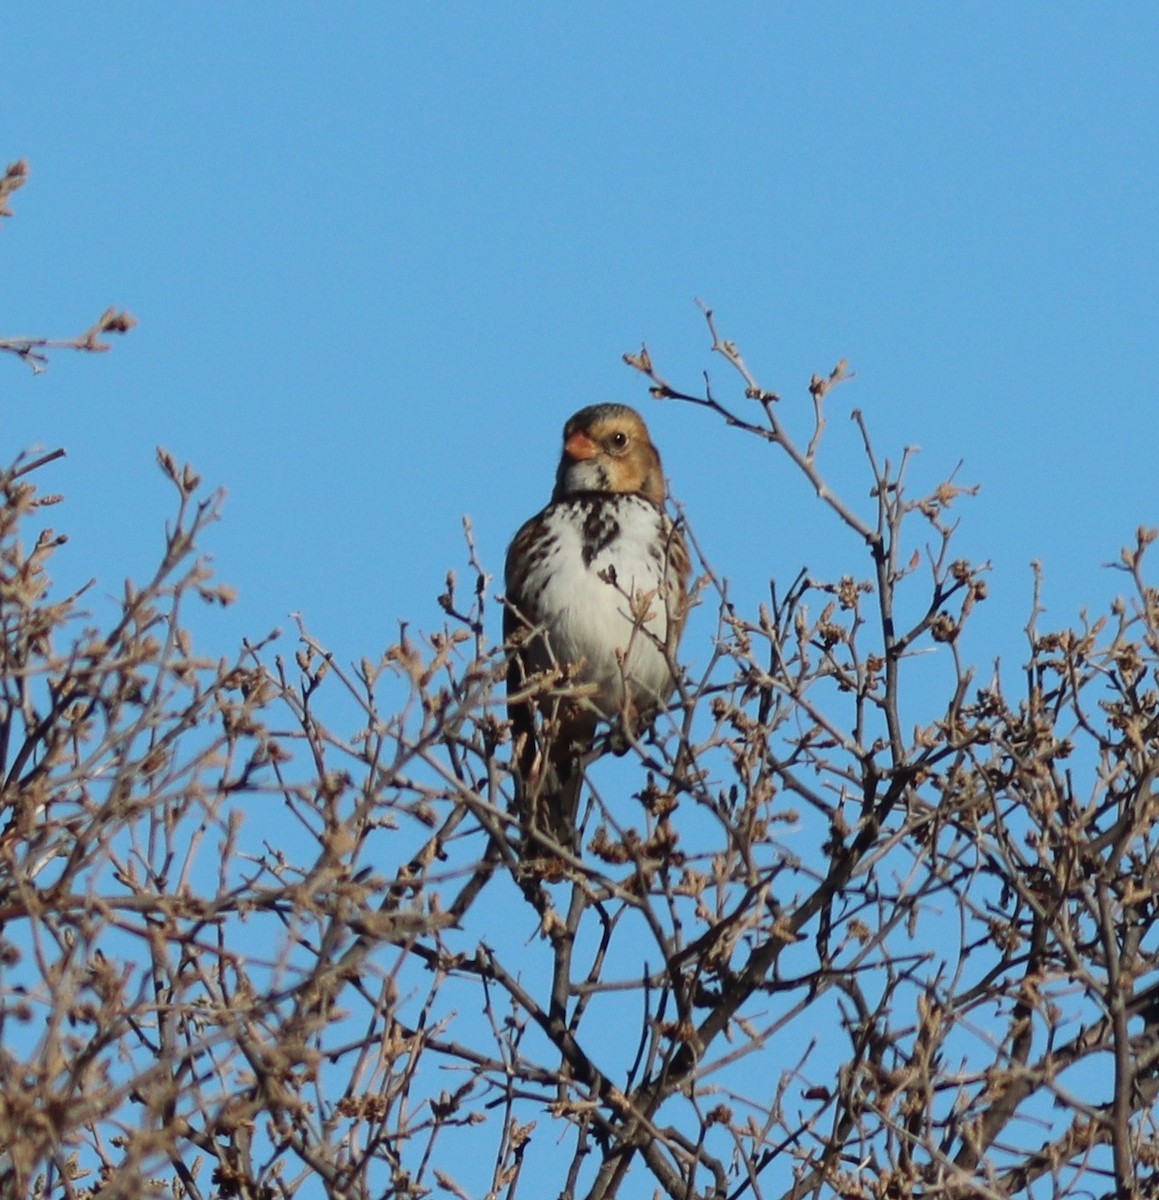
[504,403,690,850]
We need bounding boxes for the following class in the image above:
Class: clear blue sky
[4,6,1157,697]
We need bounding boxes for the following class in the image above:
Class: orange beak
[563,430,599,460]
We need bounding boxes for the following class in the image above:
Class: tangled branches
[1,312,1158,1200]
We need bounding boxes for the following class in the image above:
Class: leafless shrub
[4,168,1158,1200]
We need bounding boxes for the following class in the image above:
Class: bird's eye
[608,431,629,452]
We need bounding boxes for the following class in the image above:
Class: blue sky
[4,7,1156,679]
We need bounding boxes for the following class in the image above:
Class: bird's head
[552,404,666,505]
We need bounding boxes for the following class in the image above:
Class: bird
[504,403,690,851]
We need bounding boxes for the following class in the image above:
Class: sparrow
[504,403,690,850]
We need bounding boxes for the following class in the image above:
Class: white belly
[526,496,680,716]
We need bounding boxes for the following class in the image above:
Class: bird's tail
[513,716,593,855]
